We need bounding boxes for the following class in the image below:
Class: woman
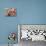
[7,8,16,16]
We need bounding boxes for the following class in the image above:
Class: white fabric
[21,30,45,41]
[39,31,44,35]
[31,35,45,41]
[21,30,28,39]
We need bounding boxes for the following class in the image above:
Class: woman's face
[8,8,16,16]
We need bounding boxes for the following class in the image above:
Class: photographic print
[5,8,16,16]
